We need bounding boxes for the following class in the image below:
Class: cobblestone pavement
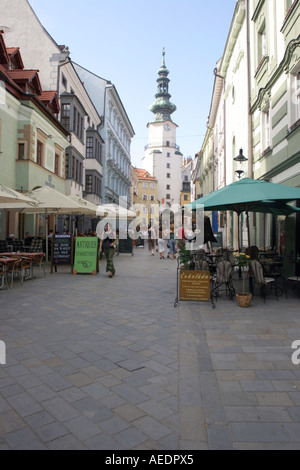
[0,246,299,450]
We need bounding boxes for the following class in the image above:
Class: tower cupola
[149,48,177,122]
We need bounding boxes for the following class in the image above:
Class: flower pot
[236,293,252,308]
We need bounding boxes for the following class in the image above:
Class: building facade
[192,0,299,275]
[180,158,193,207]
[249,0,300,275]
[132,169,158,228]
[143,50,183,208]
[0,31,69,239]
[1,0,105,234]
[73,64,134,208]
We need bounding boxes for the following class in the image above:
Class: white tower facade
[143,50,182,207]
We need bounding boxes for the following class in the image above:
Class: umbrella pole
[246,211,254,293]
[45,209,48,264]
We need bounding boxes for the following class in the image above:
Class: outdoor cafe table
[0,257,20,289]
[206,252,224,272]
[0,252,45,280]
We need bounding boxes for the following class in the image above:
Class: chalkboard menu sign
[118,236,133,254]
[51,235,73,273]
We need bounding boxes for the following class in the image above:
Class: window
[61,104,70,130]
[262,108,271,151]
[18,143,25,160]
[166,185,170,190]
[143,194,148,201]
[294,71,300,123]
[167,163,170,169]
[55,154,60,176]
[166,141,170,147]
[86,174,92,193]
[143,182,148,188]
[258,22,267,62]
[62,74,67,89]
[65,153,70,178]
[184,195,188,201]
[167,152,170,157]
[150,195,155,201]
[150,183,155,189]
[86,137,93,158]
[37,141,43,166]
[167,173,171,178]
[166,194,171,200]
[184,175,188,182]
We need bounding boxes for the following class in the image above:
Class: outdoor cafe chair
[211,260,235,301]
[286,277,300,298]
[0,261,7,290]
[251,259,278,302]
[0,240,10,253]
[30,238,43,253]
[31,253,46,277]
[12,239,25,252]
[5,258,23,288]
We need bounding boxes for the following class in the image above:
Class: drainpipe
[246,0,253,179]
[213,67,227,244]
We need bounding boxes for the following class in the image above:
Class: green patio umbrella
[185,178,300,250]
[187,178,300,215]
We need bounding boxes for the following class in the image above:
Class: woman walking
[169,223,176,260]
[148,224,156,256]
[158,225,166,259]
[99,223,117,278]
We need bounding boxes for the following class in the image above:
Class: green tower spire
[149,48,177,122]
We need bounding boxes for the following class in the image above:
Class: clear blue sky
[30,0,236,168]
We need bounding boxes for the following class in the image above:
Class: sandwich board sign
[73,237,98,275]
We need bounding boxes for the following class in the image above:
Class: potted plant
[178,242,194,270]
[234,252,252,307]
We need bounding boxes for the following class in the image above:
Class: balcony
[145,142,180,151]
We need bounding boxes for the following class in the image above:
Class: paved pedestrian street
[0,246,300,450]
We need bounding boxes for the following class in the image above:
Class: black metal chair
[0,240,9,253]
[211,260,235,301]
[251,259,278,302]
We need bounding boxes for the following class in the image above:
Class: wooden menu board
[179,270,211,302]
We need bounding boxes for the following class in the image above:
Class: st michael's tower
[143,49,183,207]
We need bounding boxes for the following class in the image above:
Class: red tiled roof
[39,91,57,102]
[6,47,19,55]
[134,168,157,181]
[8,69,39,80]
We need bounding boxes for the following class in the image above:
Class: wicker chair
[32,253,46,277]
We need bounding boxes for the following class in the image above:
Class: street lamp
[234,148,248,179]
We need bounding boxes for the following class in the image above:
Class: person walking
[158,225,166,259]
[148,224,156,256]
[99,223,117,278]
[169,223,176,260]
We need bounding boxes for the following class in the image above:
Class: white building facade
[73,64,134,207]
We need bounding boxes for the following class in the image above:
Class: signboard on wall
[179,270,211,302]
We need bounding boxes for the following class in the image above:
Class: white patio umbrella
[97,203,136,220]
[68,194,107,216]
[7,186,93,261]
[0,184,37,206]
